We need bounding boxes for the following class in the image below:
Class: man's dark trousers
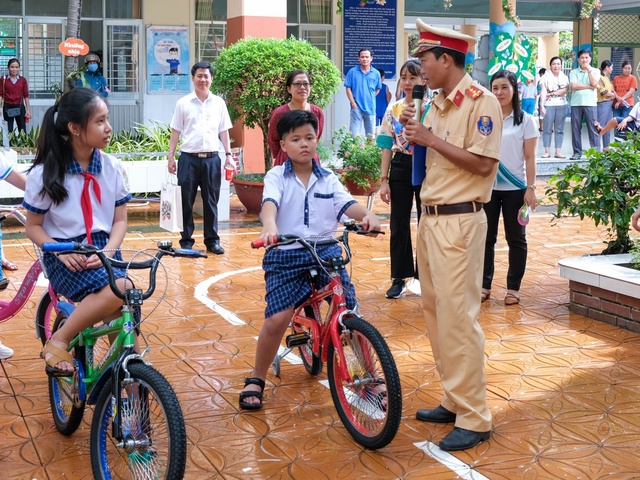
[177,151,221,249]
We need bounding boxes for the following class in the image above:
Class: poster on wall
[146,26,190,94]
[342,0,397,79]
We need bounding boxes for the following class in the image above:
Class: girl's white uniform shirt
[0,151,14,181]
[23,151,131,239]
[494,112,539,191]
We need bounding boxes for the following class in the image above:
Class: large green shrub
[210,37,341,172]
[546,133,640,254]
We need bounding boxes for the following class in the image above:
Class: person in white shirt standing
[168,61,234,255]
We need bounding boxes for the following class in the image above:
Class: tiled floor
[1,191,639,479]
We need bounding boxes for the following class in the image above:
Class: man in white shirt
[168,61,234,254]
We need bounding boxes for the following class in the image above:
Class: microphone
[412,85,425,121]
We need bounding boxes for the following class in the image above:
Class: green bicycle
[43,240,206,479]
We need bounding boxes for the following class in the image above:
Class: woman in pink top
[268,70,324,166]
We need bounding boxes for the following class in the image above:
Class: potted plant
[332,127,382,196]
[545,132,640,254]
[209,37,341,212]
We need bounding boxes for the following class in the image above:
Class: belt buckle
[197,152,207,158]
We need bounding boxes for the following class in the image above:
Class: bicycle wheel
[294,305,322,375]
[48,314,86,435]
[90,362,187,480]
[327,316,402,450]
[35,290,57,346]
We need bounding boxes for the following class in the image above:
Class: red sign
[58,38,89,57]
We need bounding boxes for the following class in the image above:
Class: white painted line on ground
[194,267,261,326]
[414,441,490,479]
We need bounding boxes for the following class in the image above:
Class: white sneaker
[0,341,14,359]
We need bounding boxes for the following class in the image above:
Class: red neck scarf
[80,172,102,244]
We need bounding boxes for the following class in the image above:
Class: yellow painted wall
[143,0,195,65]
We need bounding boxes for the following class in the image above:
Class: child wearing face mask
[76,53,109,98]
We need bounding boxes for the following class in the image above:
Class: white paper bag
[159,179,183,232]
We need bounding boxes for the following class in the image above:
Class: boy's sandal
[504,291,521,306]
[239,377,265,410]
[481,289,491,302]
[0,278,9,292]
[2,259,18,271]
[41,340,75,377]
[370,379,387,412]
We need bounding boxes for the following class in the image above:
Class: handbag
[159,175,183,232]
[5,107,20,118]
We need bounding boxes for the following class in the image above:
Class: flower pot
[232,177,264,214]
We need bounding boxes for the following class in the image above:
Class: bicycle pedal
[286,332,311,347]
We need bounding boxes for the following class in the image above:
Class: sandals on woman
[41,340,74,377]
[239,377,265,410]
[2,258,18,271]
[481,289,491,302]
[505,290,521,305]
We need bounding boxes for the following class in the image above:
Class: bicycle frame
[66,306,138,406]
[291,261,360,385]
[0,259,43,322]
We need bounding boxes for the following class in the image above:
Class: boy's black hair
[276,110,318,140]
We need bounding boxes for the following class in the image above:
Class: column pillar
[572,18,594,68]
[226,0,286,173]
[540,33,559,68]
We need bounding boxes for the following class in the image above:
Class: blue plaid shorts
[263,244,356,318]
[43,231,129,303]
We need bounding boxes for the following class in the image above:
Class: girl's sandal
[239,377,265,410]
[41,340,74,377]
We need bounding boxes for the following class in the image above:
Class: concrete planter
[559,254,640,333]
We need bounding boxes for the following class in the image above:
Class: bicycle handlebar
[41,241,207,301]
[250,222,384,269]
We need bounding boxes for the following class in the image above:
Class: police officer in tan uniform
[401,20,502,451]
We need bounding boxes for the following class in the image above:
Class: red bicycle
[252,221,402,450]
[0,207,70,344]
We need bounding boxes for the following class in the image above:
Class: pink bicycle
[0,207,71,345]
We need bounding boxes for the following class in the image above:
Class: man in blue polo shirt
[345,49,381,137]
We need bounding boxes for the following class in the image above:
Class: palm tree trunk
[64,0,84,93]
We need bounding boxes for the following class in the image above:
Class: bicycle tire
[35,290,56,346]
[327,315,402,450]
[294,305,322,376]
[48,313,86,435]
[90,362,187,480]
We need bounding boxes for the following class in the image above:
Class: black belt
[185,152,217,158]
[393,152,412,160]
[421,201,483,216]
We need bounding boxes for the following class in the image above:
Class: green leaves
[210,37,342,172]
[332,127,382,189]
[546,132,640,254]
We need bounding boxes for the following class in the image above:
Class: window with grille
[106,24,139,95]
[0,18,22,77]
[195,22,226,64]
[27,22,63,100]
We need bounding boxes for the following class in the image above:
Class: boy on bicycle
[239,110,381,410]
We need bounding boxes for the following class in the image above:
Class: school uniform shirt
[170,91,232,153]
[0,151,14,180]
[262,159,356,249]
[22,150,131,240]
[494,112,539,191]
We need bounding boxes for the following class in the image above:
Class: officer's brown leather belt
[421,201,483,216]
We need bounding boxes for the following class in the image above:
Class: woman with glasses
[268,70,324,166]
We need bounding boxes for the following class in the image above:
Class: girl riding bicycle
[239,110,381,410]
[22,87,133,376]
